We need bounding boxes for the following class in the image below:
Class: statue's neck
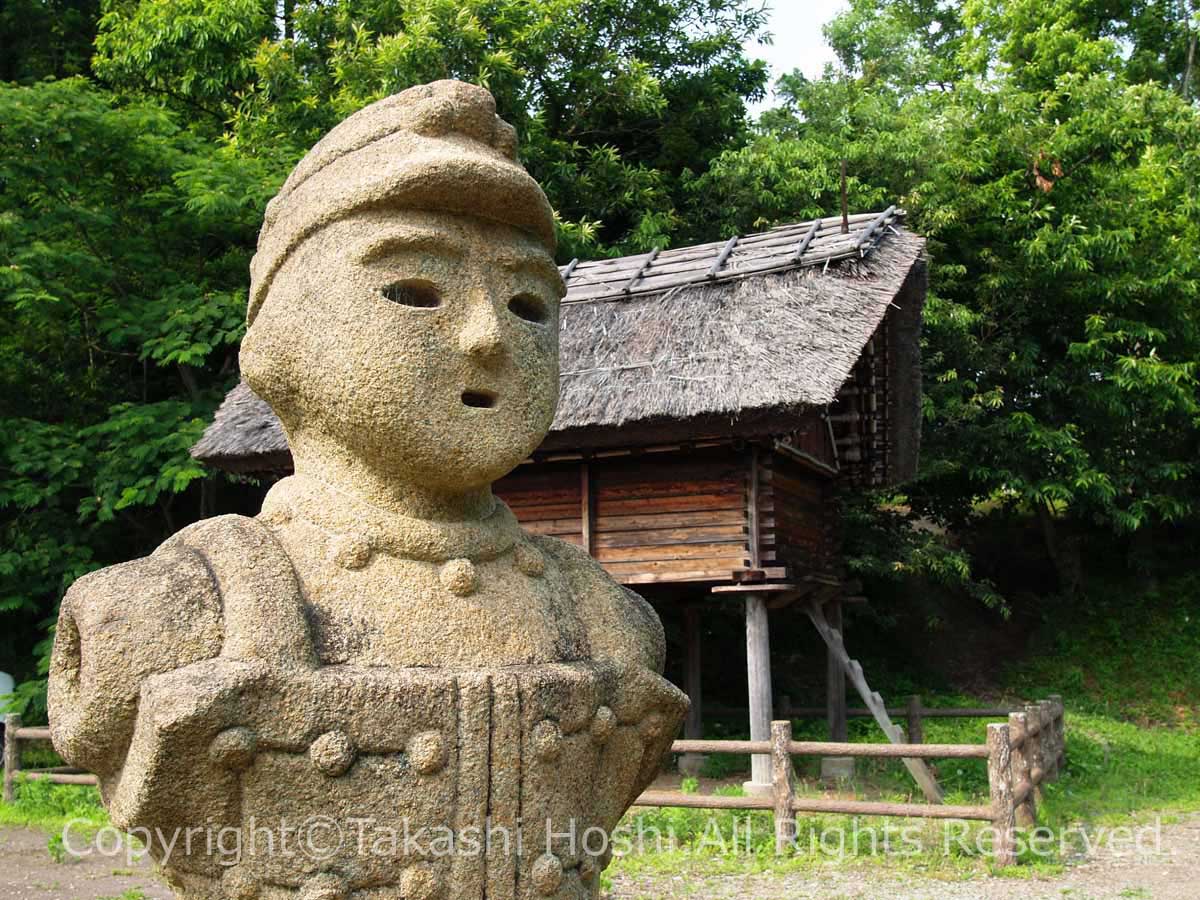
[287,441,495,522]
[262,471,522,564]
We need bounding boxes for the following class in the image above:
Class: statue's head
[241,81,563,495]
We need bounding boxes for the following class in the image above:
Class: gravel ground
[2,815,1196,899]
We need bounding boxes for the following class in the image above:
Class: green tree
[92,0,769,253]
[0,78,277,710]
[692,0,1200,593]
[0,0,100,83]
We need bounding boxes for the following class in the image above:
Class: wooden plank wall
[759,451,837,578]
[495,446,752,585]
[497,462,584,546]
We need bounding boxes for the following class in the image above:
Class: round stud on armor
[209,727,257,771]
[221,866,260,899]
[407,730,446,775]
[309,730,356,777]
[531,853,564,895]
[400,862,442,900]
[298,872,349,900]
[331,536,372,570]
[439,558,478,596]
[513,542,545,577]
[531,719,563,762]
[591,705,616,744]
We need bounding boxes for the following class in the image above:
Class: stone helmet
[247,80,557,327]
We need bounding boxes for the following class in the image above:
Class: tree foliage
[2,0,1199,710]
[694,0,1200,591]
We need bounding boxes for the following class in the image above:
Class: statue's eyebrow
[355,228,464,264]
[494,253,563,287]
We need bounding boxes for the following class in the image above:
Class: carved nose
[459,305,506,362]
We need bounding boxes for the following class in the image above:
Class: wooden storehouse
[192,209,927,785]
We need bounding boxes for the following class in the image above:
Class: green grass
[608,572,1200,879]
[0,775,106,831]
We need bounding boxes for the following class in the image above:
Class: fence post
[771,719,797,853]
[1047,694,1065,777]
[987,722,1016,867]
[1024,703,1045,804]
[1008,710,1035,827]
[3,713,20,804]
[1034,701,1049,782]
[906,695,924,744]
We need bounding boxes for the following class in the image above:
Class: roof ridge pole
[791,220,821,264]
[707,234,740,279]
[621,246,661,295]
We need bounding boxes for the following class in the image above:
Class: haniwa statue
[49,80,687,900]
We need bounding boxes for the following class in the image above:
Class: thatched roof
[192,210,926,478]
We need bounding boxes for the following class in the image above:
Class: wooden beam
[747,446,762,568]
[707,234,739,278]
[684,605,703,740]
[580,461,593,555]
[805,600,944,803]
[790,219,822,263]
[826,598,848,743]
[620,246,660,294]
[744,592,773,790]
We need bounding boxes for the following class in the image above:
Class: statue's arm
[48,533,224,779]
[534,536,666,672]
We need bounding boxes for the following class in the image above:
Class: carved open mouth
[461,389,497,409]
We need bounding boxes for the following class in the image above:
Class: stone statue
[48,80,687,900]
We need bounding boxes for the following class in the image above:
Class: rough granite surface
[48,79,688,900]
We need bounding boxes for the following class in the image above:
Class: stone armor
[50,513,686,900]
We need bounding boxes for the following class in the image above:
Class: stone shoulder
[530,534,666,673]
[48,515,271,775]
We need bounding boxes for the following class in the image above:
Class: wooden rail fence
[5,698,1065,866]
[3,717,98,802]
[706,695,1031,746]
[634,695,1066,865]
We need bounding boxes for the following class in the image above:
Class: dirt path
[609,815,1200,900]
[2,815,1196,900]
[0,827,170,900]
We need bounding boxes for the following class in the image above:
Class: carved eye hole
[508,293,547,324]
[382,280,440,308]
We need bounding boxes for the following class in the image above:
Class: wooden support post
[906,695,924,744]
[1008,710,1035,827]
[679,604,706,778]
[745,593,774,792]
[683,605,703,739]
[806,600,942,802]
[1025,703,1045,804]
[771,720,797,852]
[580,462,593,556]
[826,598,848,742]
[3,714,20,804]
[987,722,1017,867]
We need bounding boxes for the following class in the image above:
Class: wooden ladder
[806,600,944,803]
